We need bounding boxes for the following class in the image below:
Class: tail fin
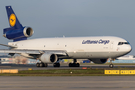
[3,6,33,42]
[6,6,23,29]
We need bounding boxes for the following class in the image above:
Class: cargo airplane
[0,6,132,68]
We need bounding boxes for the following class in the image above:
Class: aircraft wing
[0,49,67,56]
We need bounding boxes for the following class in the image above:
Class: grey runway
[0,76,135,90]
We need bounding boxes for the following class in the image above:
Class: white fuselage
[8,36,132,59]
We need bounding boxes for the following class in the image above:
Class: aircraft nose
[126,45,132,53]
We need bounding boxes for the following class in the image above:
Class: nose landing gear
[109,63,114,68]
[109,59,114,68]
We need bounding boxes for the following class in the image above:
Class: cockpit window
[118,42,129,45]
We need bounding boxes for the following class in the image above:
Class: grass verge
[0,69,135,76]
[0,69,104,76]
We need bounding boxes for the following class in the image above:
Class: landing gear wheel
[109,64,114,68]
[53,63,60,67]
[39,63,44,67]
[36,63,40,67]
[44,63,48,67]
[76,63,80,67]
[68,59,80,67]
[69,63,80,67]
[69,63,72,67]
[36,63,48,67]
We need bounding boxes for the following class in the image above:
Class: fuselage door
[110,41,114,49]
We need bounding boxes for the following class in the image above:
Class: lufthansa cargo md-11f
[0,6,132,68]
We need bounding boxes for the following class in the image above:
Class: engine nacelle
[91,59,107,64]
[3,26,33,40]
[39,53,57,63]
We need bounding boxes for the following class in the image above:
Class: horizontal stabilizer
[0,44,17,48]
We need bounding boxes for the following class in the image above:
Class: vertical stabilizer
[6,6,23,29]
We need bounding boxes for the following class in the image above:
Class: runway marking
[105,70,135,75]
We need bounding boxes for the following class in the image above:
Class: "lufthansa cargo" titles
[82,39,110,45]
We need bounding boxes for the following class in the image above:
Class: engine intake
[23,27,33,37]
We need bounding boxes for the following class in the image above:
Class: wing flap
[0,49,40,54]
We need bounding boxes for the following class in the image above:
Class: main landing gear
[69,59,80,67]
[36,62,48,67]
[53,59,60,67]
[53,63,60,67]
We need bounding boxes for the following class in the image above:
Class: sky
[0,0,135,55]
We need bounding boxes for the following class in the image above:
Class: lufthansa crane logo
[9,14,16,27]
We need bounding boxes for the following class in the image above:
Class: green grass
[19,69,104,74]
[0,68,135,76]
[0,69,104,76]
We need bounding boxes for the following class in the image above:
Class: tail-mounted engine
[3,26,34,41]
